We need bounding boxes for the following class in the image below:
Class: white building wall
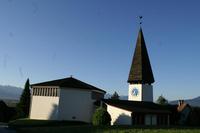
[58,88,95,123]
[107,104,132,125]
[142,84,153,102]
[128,84,142,101]
[30,96,59,120]
[128,84,153,102]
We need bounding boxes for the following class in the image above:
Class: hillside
[0,85,22,100]
[105,93,200,107]
[170,96,200,107]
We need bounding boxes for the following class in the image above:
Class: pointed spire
[128,28,154,84]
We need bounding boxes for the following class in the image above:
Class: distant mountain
[104,93,128,100]
[119,95,128,100]
[170,96,200,107]
[0,85,22,100]
[105,93,200,107]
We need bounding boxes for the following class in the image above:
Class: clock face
[132,88,139,96]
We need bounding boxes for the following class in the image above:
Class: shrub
[92,107,111,126]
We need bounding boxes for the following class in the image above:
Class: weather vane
[139,16,143,25]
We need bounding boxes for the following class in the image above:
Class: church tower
[128,27,154,102]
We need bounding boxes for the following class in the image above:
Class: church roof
[31,77,106,93]
[103,99,172,114]
[128,28,154,84]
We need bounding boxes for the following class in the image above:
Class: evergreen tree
[17,78,31,118]
[156,95,168,105]
[111,91,119,100]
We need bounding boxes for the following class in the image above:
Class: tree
[17,78,31,118]
[0,101,9,122]
[111,91,119,100]
[156,95,168,105]
[92,107,111,126]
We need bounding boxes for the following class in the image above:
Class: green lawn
[16,126,200,133]
[9,119,200,133]
[9,119,88,128]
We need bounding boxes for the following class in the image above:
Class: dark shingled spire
[128,28,154,84]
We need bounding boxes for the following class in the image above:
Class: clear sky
[0,0,200,101]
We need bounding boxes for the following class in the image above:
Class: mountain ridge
[0,85,22,100]
[105,94,200,107]
[170,96,200,107]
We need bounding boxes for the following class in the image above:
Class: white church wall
[58,88,95,123]
[106,104,132,125]
[30,96,59,120]
[128,84,153,102]
[142,84,153,102]
[128,84,142,101]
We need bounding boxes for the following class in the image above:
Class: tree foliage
[188,107,200,126]
[156,95,168,105]
[0,100,17,122]
[0,101,9,122]
[17,78,31,118]
[92,107,111,126]
[111,91,119,100]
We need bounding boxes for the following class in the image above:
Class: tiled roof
[128,28,154,84]
[177,103,191,112]
[103,99,172,114]
[31,77,106,93]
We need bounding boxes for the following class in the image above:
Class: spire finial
[139,16,143,25]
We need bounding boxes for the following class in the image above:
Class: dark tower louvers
[128,28,154,84]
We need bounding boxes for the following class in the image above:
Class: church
[30,77,106,122]
[103,28,173,126]
[29,26,188,126]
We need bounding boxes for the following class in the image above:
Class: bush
[0,100,17,122]
[92,107,111,126]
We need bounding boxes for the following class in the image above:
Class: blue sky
[0,0,200,101]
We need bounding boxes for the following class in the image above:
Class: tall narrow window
[37,88,40,96]
[46,88,49,96]
[41,88,43,96]
[44,88,47,96]
[39,88,41,96]
[36,88,38,96]
[50,88,52,96]
[43,88,45,96]
[32,88,34,95]
[34,88,37,95]
[40,88,43,96]
[52,88,55,96]
[33,88,35,95]
[55,88,58,97]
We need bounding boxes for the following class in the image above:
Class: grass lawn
[16,126,200,133]
[9,119,200,133]
[9,119,88,128]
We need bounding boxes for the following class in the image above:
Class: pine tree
[111,91,119,100]
[156,95,168,105]
[17,78,31,118]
